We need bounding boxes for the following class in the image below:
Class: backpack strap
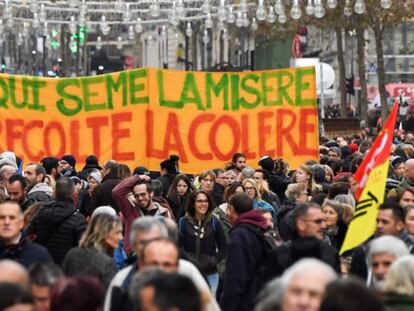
[178,217,186,238]
[211,215,218,232]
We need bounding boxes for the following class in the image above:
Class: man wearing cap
[60,155,77,177]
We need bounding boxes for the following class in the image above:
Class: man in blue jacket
[219,193,269,311]
[0,201,51,268]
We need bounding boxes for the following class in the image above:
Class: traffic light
[346,76,355,95]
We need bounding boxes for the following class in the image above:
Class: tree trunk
[373,17,388,123]
[356,26,369,125]
[335,27,347,118]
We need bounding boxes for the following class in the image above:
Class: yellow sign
[0,67,319,173]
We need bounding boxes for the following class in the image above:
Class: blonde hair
[255,179,271,195]
[79,213,122,253]
[294,165,320,194]
[285,183,307,201]
[242,178,262,201]
[384,255,414,295]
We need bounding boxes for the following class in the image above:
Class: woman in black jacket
[167,174,194,220]
[178,190,228,296]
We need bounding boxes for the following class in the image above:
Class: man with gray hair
[328,147,341,160]
[104,216,169,311]
[279,258,337,311]
[367,235,409,290]
[104,216,220,311]
[241,167,255,181]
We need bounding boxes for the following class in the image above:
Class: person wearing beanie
[78,155,102,181]
[322,199,348,251]
[78,169,103,219]
[60,155,77,177]
[258,156,275,173]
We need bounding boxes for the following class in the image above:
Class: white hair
[367,235,409,265]
[254,277,285,311]
[129,216,168,247]
[383,255,414,295]
[91,205,117,218]
[281,258,337,288]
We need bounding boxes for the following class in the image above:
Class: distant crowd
[2,127,414,310]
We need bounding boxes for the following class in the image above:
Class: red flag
[353,102,399,200]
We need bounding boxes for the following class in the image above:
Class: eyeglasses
[133,192,148,198]
[196,199,209,204]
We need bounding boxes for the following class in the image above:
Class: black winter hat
[258,156,274,172]
[61,155,76,168]
[84,155,101,170]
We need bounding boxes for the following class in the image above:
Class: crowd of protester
[3,127,414,310]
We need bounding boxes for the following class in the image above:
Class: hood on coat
[28,182,54,197]
[0,151,18,169]
[233,209,269,230]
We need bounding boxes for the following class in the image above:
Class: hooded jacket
[26,199,87,265]
[27,182,53,203]
[219,209,269,311]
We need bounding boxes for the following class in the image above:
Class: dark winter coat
[63,247,118,288]
[276,199,298,242]
[265,236,341,280]
[219,209,269,311]
[157,173,177,198]
[326,220,348,252]
[90,172,121,212]
[167,193,190,220]
[26,199,87,265]
[267,173,289,203]
[0,232,52,268]
[77,189,93,218]
[178,214,227,275]
[212,183,225,207]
